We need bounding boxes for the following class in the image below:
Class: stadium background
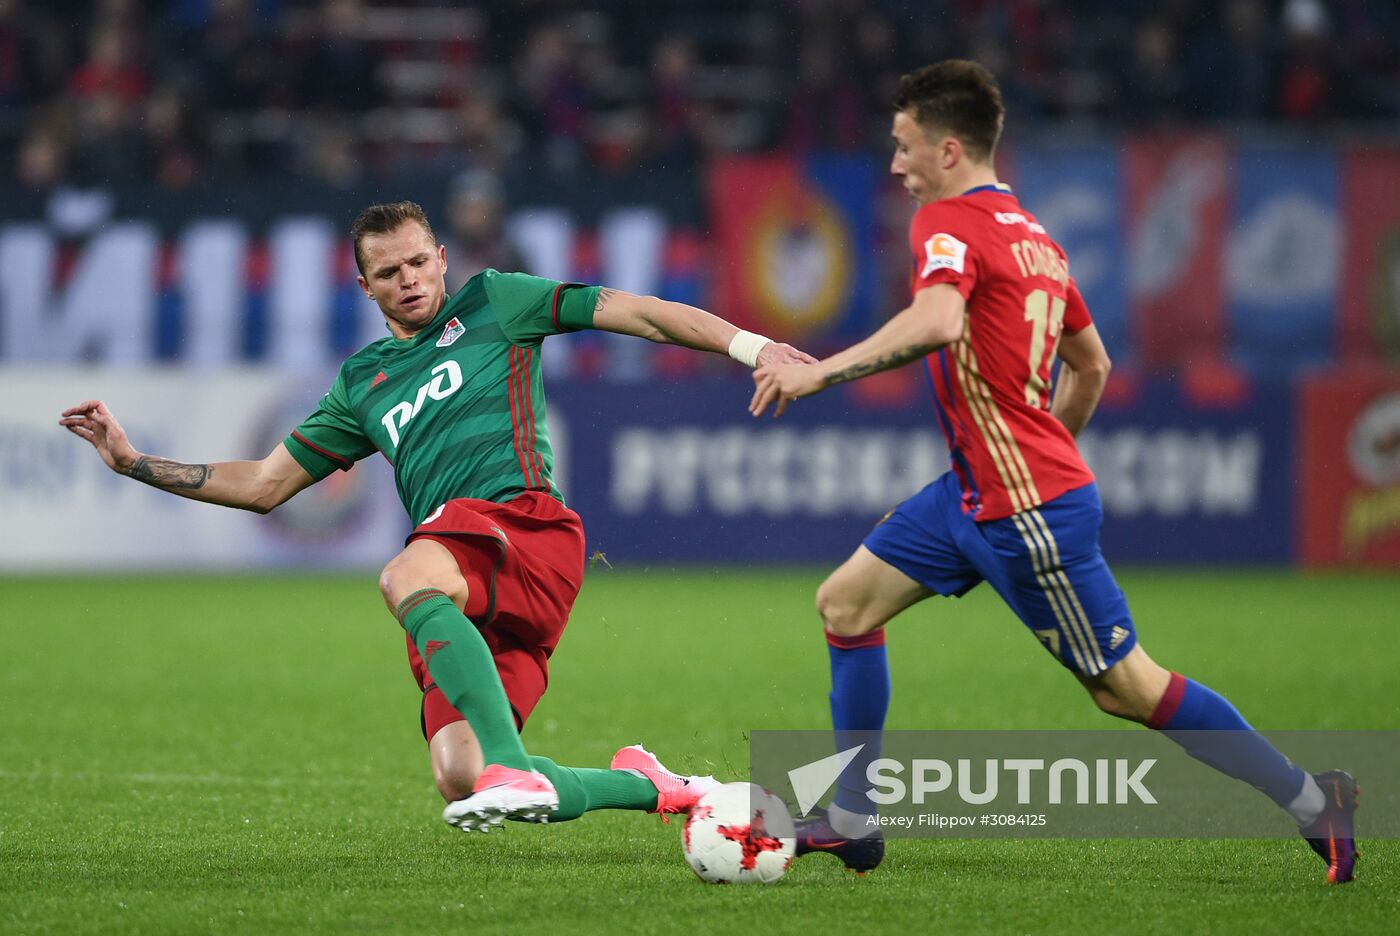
[4,0,1400,573]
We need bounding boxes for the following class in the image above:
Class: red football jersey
[909,185,1095,521]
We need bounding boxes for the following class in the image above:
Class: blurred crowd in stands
[2,0,1398,192]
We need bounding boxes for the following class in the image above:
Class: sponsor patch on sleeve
[921,232,968,277]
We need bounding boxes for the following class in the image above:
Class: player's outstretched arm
[749,283,964,418]
[588,288,816,368]
[1051,323,1111,438]
[59,400,316,513]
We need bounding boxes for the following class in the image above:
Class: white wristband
[728,329,771,368]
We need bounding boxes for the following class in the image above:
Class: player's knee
[816,580,879,637]
[378,552,467,611]
[1084,678,1158,723]
[814,579,848,631]
[1083,648,1170,724]
[378,557,413,609]
[1088,685,1134,721]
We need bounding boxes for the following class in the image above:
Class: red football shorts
[402,491,586,743]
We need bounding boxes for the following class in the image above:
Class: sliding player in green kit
[60,201,814,833]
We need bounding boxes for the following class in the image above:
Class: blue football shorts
[863,471,1136,676]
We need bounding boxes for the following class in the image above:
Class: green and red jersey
[284,269,599,525]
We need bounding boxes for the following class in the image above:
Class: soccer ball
[681,782,796,884]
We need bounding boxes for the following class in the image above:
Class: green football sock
[395,588,531,771]
[528,757,659,822]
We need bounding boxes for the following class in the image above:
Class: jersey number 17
[1022,289,1066,407]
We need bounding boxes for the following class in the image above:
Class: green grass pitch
[2,569,1398,934]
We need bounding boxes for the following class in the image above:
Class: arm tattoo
[822,344,936,387]
[125,456,213,491]
[593,287,618,314]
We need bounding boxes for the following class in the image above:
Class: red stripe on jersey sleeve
[290,431,352,471]
[550,283,567,333]
[506,347,535,489]
[520,347,549,492]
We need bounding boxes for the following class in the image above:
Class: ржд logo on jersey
[922,232,968,277]
[381,360,463,447]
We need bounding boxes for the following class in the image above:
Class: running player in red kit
[750,60,1358,884]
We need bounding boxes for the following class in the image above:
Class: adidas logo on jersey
[370,370,388,389]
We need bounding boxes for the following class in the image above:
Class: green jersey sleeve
[284,370,377,480]
[483,269,601,345]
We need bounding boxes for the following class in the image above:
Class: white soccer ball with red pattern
[681,782,796,884]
